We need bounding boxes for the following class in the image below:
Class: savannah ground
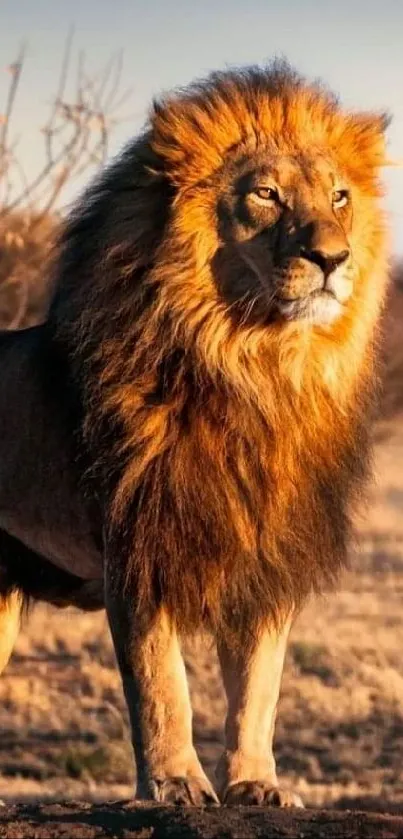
[0,406,402,812]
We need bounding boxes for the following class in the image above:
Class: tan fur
[216,616,304,805]
[0,592,21,675]
[106,591,218,803]
[0,62,390,804]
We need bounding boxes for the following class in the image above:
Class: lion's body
[0,62,390,804]
[0,327,102,595]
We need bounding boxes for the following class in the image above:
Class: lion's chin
[276,291,344,326]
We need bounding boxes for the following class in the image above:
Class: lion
[0,61,390,806]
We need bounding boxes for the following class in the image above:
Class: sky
[1,0,403,251]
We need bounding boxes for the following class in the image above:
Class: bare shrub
[0,31,128,328]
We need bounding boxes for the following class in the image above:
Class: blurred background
[0,0,402,813]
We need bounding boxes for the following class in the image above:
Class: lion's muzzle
[274,246,354,325]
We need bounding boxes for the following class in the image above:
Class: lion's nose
[300,246,350,278]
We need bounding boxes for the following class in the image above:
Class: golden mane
[49,61,390,642]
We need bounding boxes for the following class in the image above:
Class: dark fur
[0,528,103,611]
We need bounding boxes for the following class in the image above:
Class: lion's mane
[48,62,389,641]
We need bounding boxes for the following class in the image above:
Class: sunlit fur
[49,61,390,643]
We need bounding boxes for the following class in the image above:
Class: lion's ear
[150,95,220,185]
[150,98,190,180]
[348,111,391,168]
[335,110,392,192]
[149,93,242,186]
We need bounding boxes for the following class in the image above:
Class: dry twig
[0,30,129,327]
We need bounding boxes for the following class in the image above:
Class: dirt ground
[0,419,402,813]
[1,802,402,839]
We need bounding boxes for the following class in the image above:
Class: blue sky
[1,0,403,251]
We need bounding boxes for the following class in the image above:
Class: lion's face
[151,66,388,350]
[212,151,356,327]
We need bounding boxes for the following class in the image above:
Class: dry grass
[0,212,56,329]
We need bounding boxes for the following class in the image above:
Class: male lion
[0,62,390,806]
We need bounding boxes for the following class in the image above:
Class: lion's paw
[142,775,219,806]
[223,780,304,807]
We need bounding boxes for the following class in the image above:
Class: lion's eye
[251,187,280,204]
[332,189,350,209]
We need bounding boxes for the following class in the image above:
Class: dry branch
[0,32,129,328]
[0,30,128,222]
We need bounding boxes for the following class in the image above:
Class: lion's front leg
[105,569,218,805]
[216,617,303,807]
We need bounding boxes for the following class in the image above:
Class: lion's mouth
[276,289,344,325]
[277,287,335,303]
